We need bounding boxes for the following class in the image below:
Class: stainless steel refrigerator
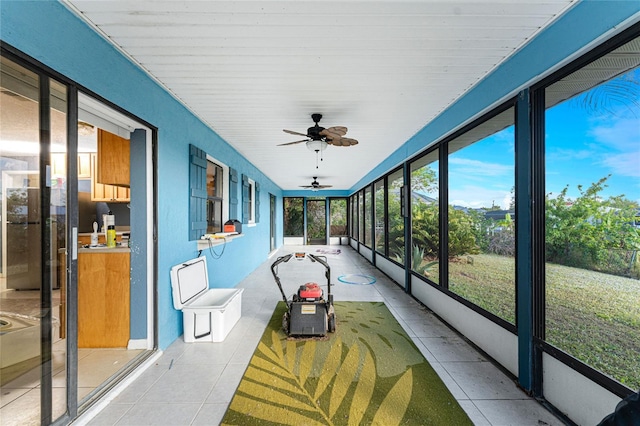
[6,187,41,290]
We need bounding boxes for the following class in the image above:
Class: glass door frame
[0,47,75,425]
[1,44,159,425]
[305,198,327,245]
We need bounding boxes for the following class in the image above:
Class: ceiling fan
[279,113,359,147]
[300,177,332,191]
[279,113,358,168]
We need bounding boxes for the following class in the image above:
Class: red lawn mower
[271,252,336,337]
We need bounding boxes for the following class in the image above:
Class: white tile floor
[79,246,565,426]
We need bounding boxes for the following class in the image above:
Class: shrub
[546,176,640,277]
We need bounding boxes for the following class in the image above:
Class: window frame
[241,173,259,226]
[535,29,640,398]
[247,176,256,225]
[205,155,229,233]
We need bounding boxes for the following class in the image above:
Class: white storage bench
[170,257,243,343]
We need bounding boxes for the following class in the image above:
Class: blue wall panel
[1,1,284,349]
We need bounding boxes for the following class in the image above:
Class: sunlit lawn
[447,254,640,391]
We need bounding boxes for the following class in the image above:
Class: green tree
[546,175,640,274]
[448,207,481,257]
[488,213,515,256]
[387,189,405,260]
[411,202,439,257]
[411,166,438,194]
[284,198,303,236]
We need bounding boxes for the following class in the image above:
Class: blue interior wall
[1,1,284,349]
[351,1,640,192]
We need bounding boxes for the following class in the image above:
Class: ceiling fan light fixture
[306,140,328,152]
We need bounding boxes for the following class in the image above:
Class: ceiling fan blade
[317,185,333,188]
[299,185,313,188]
[324,126,347,136]
[321,129,344,142]
[283,129,309,137]
[335,137,358,146]
[277,139,309,146]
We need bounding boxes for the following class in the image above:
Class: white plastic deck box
[170,257,243,343]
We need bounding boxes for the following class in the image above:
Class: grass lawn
[448,253,640,391]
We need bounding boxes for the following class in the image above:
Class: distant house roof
[484,210,515,221]
[412,192,437,204]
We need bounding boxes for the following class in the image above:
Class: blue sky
[545,100,640,204]
[446,70,640,209]
[448,128,515,210]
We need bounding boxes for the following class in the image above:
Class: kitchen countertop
[78,231,128,236]
[78,246,130,253]
[59,246,131,254]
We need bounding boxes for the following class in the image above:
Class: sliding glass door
[306,198,326,245]
[0,56,68,425]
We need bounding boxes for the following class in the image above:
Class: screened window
[447,106,516,324]
[358,190,364,244]
[306,198,326,244]
[374,178,386,254]
[329,198,348,237]
[544,37,640,390]
[350,194,357,240]
[284,197,304,237]
[363,186,372,247]
[387,168,404,262]
[410,149,439,283]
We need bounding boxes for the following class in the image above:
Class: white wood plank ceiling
[63,1,576,190]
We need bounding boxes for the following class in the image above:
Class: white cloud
[546,148,592,162]
[589,117,640,177]
[449,157,513,177]
[449,185,512,209]
[589,118,639,150]
[601,152,640,178]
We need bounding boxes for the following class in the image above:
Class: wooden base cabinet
[78,251,130,348]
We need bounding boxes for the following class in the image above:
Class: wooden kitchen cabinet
[50,152,92,178]
[77,152,92,178]
[51,153,66,177]
[91,153,130,202]
[97,129,130,187]
[78,251,130,348]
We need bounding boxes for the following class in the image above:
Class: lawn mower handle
[271,253,293,304]
[307,254,331,297]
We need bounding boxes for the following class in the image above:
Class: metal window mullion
[403,162,411,293]
[531,86,546,396]
[384,175,389,257]
[439,146,449,289]
[515,88,535,394]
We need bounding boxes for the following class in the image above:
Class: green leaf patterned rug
[222,302,472,425]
